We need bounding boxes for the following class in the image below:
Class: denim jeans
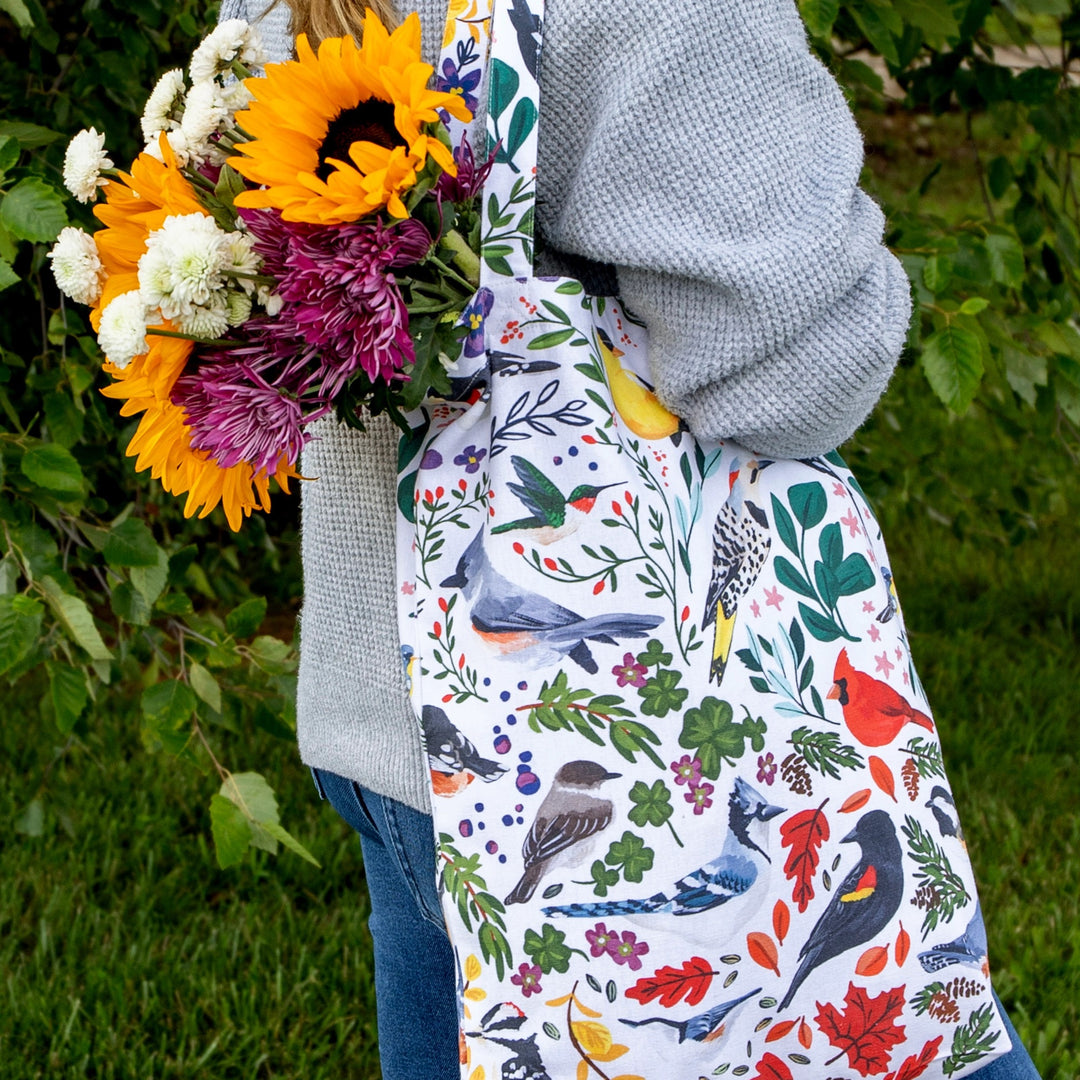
[313,768,1041,1080]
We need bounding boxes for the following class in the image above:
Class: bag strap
[435,0,494,149]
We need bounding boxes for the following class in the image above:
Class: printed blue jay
[918,903,989,977]
[541,777,784,918]
[926,785,966,847]
[440,533,663,674]
[619,986,761,1045]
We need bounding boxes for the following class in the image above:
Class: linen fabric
[218,0,912,813]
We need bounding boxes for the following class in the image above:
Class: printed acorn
[597,327,680,440]
[829,647,935,747]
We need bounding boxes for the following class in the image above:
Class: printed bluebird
[620,985,761,1045]
[542,777,784,918]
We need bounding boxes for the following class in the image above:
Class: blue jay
[620,986,761,1045]
[541,777,784,918]
[918,902,989,976]
[440,533,663,674]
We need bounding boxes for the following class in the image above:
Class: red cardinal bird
[829,648,935,747]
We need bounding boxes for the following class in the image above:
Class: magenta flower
[585,923,620,959]
[612,652,647,688]
[670,754,702,787]
[685,780,715,815]
[510,962,543,997]
[609,931,649,971]
[434,133,496,204]
[757,752,777,786]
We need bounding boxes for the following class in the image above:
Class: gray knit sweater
[221,0,912,813]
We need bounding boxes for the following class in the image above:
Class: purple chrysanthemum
[434,134,495,205]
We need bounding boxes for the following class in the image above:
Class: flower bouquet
[49,14,490,530]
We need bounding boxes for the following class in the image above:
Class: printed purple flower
[421,448,443,469]
[612,652,648,688]
[242,209,431,395]
[510,962,543,997]
[608,931,649,971]
[454,445,487,474]
[670,754,703,787]
[757,752,777,786]
[435,57,482,121]
[685,780,715,815]
[461,287,493,358]
[585,923,620,959]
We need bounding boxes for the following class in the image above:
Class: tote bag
[396,2,1011,1075]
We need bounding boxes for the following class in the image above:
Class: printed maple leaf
[780,799,830,913]
[624,956,717,1008]
[750,1052,793,1080]
[815,982,907,1077]
[884,1036,944,1080]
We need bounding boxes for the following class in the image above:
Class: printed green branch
[943,1004,1001,1076]
[902,736,946,780]
[737,619,837,724]
[427,594,488,703]
[414,473,489,587]
[902,814,971,938]
[788,726,865,778]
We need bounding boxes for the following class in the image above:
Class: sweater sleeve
[535,0,912,458]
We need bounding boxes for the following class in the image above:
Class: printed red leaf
[747,931,781,977]
[780,800,831,913]
[869,756,897,802]
[750,1052,793,1080]
[765,1019,797,1043]
[624,956,717,1008]
[773,899,790,944]
[798,1018,813,1048]
[883,1036,943,1080]
[815,982,907,1077]
[855,945,889,977]
[895,923,911,967]
[840,788,872,813]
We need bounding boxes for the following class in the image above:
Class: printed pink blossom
[510,962,543,997]
[685,780,714,815]
[609,930,649,971]
[670,754,702,787]
[585,923,619,959]
[612,652,648,688]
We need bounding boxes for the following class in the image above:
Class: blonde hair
[283,0,399,46]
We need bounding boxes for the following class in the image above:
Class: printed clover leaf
[627,779,674,829]
[523,923,573,974]
[605,831,655,884]
[678,697,769,780]
[638,668,688,717]
[636,639,673,669]
[589,859,621,897]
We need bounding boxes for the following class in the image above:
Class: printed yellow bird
[596,327,680,440]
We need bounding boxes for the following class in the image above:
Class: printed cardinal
[829,648,934,747]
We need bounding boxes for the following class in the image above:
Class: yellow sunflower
[231,10,472,223]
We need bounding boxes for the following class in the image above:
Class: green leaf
[209,794,252,869]
[14,798,44,837]
[488,58,520,119]
[0,177,67,243]
[770,494,798,555]
[248,634,293,674]
[0,121,62,149]
[110,581,152,625]
[984,233,1025,288]
[638,667,688,717]
[0,258,17,293]
[921,325,984,412]
[588,858,620,896]
[527,328,575,350]
[40,576,112,660]
[799,0,838,39]
[958,297,989,315]
[260,821,321,866]
[627,779,674,828]
[0,0,33,31]
[0,594,43,675]
[922,254,953,294]
[798,602,843,643]
[523,923,572,974]
[773,556,816,600]
[20,442,84,494]
[43,391,84,447]
[835,553,875,596]
[893,0,959,38]
[103,517,160,568]
[555,280,584,294]
[636,639,672,668]
[0,135,18,177]
[678,696,747,780]
[787,482,827,531]
[604,830,654,883]
[220,771,281,854]
[142,679,197,728]
[505,97,538,163]
[46,661,88,734]
[131,546,169,608]
[189,662,222,714]
[226,595,267,637]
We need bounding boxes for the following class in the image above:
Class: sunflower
[230,10,472,224]
[100,333,297,532]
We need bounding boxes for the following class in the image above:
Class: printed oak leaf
[624,956,717,1008]
[780,799,830,913]
[750,1051,794,1080]
[815,982,907,1077]
[884,1036,944,1080]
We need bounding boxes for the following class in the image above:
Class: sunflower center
[317,101,405,181]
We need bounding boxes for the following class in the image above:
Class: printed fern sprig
[788,726,865,778]
[943,1003,1001,1076]
[902,814,971,938]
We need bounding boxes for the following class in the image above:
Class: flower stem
[439,229,481,288]
[146,328,234,347]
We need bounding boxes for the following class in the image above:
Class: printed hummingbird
[490,455,619,544]
[918,903,989,977]
[829,648,935,747]
[701,459,772,684]
[543,777,784,919]
[421,704,508,798]
[440,533,663,673]
[777,810,905,1012]
[619,986,761,1045]
[505,760,621,905]
[597,327,680,441]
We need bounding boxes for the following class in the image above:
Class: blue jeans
[313,768,1041,1080]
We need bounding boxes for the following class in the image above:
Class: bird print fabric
[393,1,1011,1076]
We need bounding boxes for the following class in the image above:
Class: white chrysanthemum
[225,290,252,326]
[141,68,186,143]
[141,127,196,167]
[189,19,267,83]
[63,128,113,204]
[138,214,230,322]
[97,291,149,369]
[175,293,229,339]
[220,79,254,115]
[181,79,230,148]
[222,231,260,292]
[48,227,106,306]
[257,285,283,316]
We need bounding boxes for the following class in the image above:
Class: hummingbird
[491,455,619,544]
